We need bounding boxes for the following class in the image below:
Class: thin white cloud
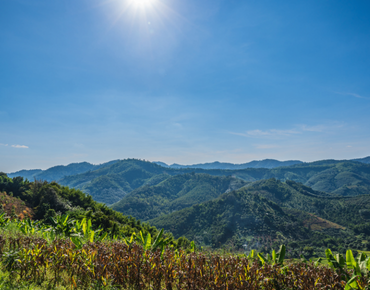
[336,92,370,100]
[231,123,345,139]
[0,143,8,146]
[299,123,345,133]
[299,124,325,132]
[230,129,300,138]
[11,145,29,149]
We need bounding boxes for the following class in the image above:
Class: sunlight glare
[130,0,157,9]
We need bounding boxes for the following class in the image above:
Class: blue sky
[1,0,370,172]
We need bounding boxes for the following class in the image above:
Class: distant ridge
[153,159,303,170]
[7,156,370,182]
[352,156,370,164]
[7,160,120,182]
[154,156,370,170]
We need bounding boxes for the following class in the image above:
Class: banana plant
[70,218,107,248]
[122,232,136,247]
[190,241,196,253]
[17,218,42,235]
[346,250,370,276]
[0,213,9,227]
[74,218,107,243]
[48,214,76,237]
[257,245,286,266]
[325,248,370,290]
[273,245,286,265]
[345,249,370,290]
[124,229,171,253]
[70,236,84,249]
[247,249,257,260]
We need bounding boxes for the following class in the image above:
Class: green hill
[148,178,370,254]
[75,160,370,205]
[110,173,248,220]
[149,187,310,248]
[0,172,188,247]
[10,159,370,206]
[59,159,177,204]
[304,162,370,196]
[243,178,370,227]
[58,159,259,204]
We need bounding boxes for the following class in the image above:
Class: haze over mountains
[7,160,120,182]
[8,156,370,181]
[153,159,303,170]
[7,158,302,181]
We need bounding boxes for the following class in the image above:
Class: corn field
[0,235,368,289]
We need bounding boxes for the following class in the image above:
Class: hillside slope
[59,159,265,204]
[110,173,248,220]
[149,187,310,248]
[149,179,370,253]
[244,178,370,227]
[0,173,188,248]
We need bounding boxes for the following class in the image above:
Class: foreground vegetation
[0,231,369,289]
[0,173,190,249]
[0,207,368,289]
[2,166,370,288]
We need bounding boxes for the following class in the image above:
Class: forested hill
[110,173,248,221]
[243,179,370,227]
[9,156,369,183]
[149,178,370,255]
[7,158,370,205]
[149,187,310,248]
[0,172,189,248]
[57,159,267,204]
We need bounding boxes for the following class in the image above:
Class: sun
[129,0,157,9]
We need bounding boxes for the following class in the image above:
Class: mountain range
[153,159,303,169]
[6,157,370,205]
[4,156,370,255]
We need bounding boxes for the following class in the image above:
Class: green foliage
[125,228,171,253]
[324,248,370,289]
[1,236,365,289]
[148,179,370,255]
[0,213,9,228]
[4,158,370,255]
[0,174,190,249]
[149,187,309,250]
[111,173,247,221]
[7,159,370,209]
[257,245,286,266]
